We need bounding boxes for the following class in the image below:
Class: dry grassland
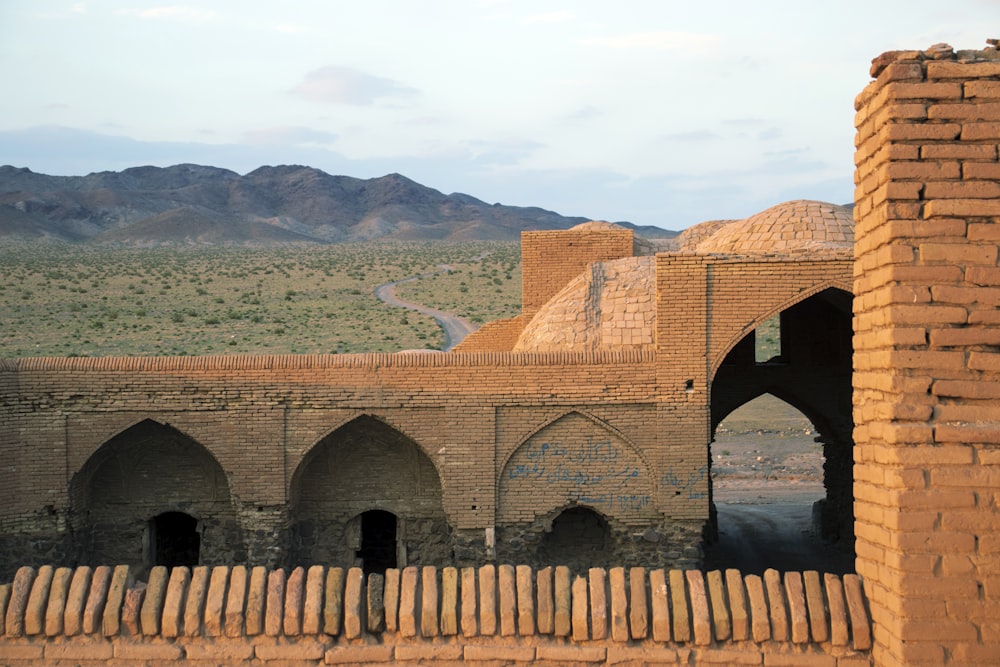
[0,241,520,357]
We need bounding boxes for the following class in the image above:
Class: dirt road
[373,270,478,351]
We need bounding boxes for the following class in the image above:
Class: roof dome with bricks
[513,255,656,353]
[694,200,854,255]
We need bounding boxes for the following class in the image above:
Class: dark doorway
[150,511,200,568]
[358,510,397,575]
[540,506,611,568]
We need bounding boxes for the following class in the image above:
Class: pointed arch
[289,413,451,567]
[69,419,243,571]
[500,409,652,479]
[711,282,852,377]
[497,411,656,526]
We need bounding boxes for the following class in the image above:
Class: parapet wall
[0,563,872,666]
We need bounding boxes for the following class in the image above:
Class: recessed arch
[497,411,656,527]
[69,419,243,572]
[289,414,451,567]
[499,409,652,481]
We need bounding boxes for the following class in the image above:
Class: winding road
[373,266,479,351]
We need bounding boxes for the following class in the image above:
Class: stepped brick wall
[853,44,1000,665]
[452,314,531,352]
[0,564,872,666]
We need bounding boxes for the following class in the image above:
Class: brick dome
[513,256,656,353]
[695,200,853,254]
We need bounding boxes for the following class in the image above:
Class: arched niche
[69,419,243,572]
[498,411,655,526]
[289,414,451,567]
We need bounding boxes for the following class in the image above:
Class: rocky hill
[0,164,673,244]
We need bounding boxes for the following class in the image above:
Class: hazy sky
[0,1,995,229]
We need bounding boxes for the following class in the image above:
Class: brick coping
[1,564,871,656]
[0,349,657,372]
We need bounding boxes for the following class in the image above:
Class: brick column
[853,44,1000,665]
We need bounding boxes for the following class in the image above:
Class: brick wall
[0,563,872,666]
[853,44,1000,665]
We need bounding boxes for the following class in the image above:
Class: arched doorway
[708,288,854,573]
[539,506,611,568]
[150,511,201,568]
[70,419,243,573]
[289,415,451,567]
[357,510,397,575]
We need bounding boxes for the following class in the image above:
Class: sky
[0,2,996,230]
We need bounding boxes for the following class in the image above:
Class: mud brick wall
[0,563,872,666]
[452,314,531,352]
[521,225,634,317]
[3,351,722,576]
[853,45,1000,665]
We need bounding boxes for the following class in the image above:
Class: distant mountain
[0,164,676,244]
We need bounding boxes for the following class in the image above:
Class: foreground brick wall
[0,563,872,666]
[853,44,1000,665]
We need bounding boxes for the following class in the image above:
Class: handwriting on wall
[505,437,651,512]
[661,465,707,500]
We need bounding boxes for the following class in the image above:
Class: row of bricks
[1,564,872,651]
[0,639,875,666]
[0,349,657,372]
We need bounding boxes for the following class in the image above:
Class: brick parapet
[0,564,872,665]
[853,44,1000,665]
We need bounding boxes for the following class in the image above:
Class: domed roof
[695,200,853,255]
[569,220,626,232]
[513,256,655,353]
[672,219,739,252]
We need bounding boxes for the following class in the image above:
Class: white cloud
[290,66,419,106]
[242,126,337,146]
[524,11,574,24]
[579,31,722,54]
[113,6,216,22]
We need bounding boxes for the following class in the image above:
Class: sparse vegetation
[0,241,521,357]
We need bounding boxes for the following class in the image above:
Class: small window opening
[150,511,200,568]
[358,510,397,575]
[755,315,782,363]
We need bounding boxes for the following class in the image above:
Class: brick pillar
[853,44,1000,666]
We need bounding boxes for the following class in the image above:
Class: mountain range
[0,164,675,244]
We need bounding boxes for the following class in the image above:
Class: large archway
[69,420,243,574]
[708,288,855,571]
[289,415,451,567]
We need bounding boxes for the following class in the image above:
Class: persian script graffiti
[506,438,649,511]
[661,465,707,500]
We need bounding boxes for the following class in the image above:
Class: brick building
[0,200,853,581]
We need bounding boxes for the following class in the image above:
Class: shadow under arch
[69,419,244,575]
[289,414,452,568]
[709,287,855,567]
